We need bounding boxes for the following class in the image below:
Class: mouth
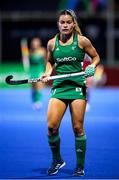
[62,29,69,32]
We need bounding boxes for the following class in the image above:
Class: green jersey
[52,33,86,89]
[30,52,45,66]
[29,52,45,78]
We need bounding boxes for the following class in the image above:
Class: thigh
[69,99,86,128]
[32,82,44,89]
[47,98,68,128]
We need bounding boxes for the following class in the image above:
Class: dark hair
[57,9,77,21]
[57,9,82,35]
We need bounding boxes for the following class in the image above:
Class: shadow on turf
[22,167,82,179]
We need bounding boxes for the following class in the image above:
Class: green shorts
[51,86,87,100]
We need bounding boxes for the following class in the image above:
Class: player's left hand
[85,65,96,78]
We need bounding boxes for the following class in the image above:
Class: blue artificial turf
[0,87,119,179]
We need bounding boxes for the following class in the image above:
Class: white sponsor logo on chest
[56,57,77,62]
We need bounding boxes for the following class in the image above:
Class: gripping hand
[85,65,96,78]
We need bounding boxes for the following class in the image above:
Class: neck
[60,32,73,43]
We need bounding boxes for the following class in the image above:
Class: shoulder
[77,35,92,48]
[41,47,46,54]
[39,47,46,57]
[47,36,57,51]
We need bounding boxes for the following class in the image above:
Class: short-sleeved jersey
[52,33,86,88]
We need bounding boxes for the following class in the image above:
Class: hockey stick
[5,72,85,85]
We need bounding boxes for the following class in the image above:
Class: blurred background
[0,1,119,179]
[0,0,119,86]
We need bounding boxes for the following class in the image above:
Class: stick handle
[47,71,85,81]
[28,72,85,83]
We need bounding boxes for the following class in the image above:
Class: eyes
[58,14,74,26]
[59,20,73,25]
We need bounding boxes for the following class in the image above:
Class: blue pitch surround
[0,87,119,179]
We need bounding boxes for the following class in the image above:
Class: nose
[63,22,68,27]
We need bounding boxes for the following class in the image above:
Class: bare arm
[20,38,30,72]
[45,40,54,75]
[79,36,100,67]
[41,38,55,82]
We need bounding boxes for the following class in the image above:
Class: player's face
[31,38,41,50]
[58,14,75,35]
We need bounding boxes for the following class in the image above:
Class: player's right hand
[40,73,50,83]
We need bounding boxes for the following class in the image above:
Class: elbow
[95,54,100,66]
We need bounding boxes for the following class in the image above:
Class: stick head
[5,75,28,85]
[5,75,14,84]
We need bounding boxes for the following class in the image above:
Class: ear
[74,19,77,25]
[73,21,76,29]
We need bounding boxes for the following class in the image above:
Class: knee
[48,126,59,136]
[73,126,84,136]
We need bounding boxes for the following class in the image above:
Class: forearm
[45,62,53,75]
[91,54,100,67]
